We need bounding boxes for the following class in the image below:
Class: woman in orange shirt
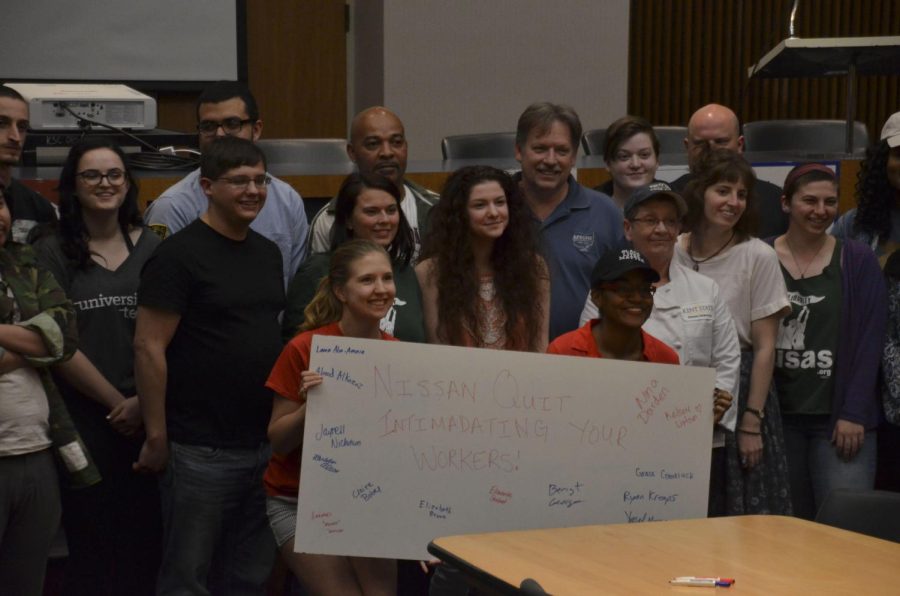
[264,239,398,596]
[548,246,680,365]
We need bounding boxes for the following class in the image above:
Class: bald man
[670,103,788,238]
[306,107,438,256]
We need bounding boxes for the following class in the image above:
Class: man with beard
[0,85,56,242]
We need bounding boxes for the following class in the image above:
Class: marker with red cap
[669,576,735,587]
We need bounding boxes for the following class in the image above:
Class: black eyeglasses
[215,174,271,191]
[197,118,255,136]
[76,169,127,186]
[598,282,656,299]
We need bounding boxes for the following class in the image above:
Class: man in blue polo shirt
[515,102,623,340]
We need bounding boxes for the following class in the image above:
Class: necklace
[785,235,828,279]
[687,231,735,271]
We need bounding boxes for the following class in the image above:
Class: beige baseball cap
[881,111,900,148]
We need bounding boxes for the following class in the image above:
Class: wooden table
[428,515,900,595]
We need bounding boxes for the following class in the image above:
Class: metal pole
[845,59,857,154]
[789,0,800,38]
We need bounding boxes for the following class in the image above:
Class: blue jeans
[782,415,876,520]
[157,442,275,596]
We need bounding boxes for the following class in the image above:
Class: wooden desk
[428,516,900,595]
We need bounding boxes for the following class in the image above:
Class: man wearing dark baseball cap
[548,245,678,364]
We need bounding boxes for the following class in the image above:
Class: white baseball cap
[881,111,900,148]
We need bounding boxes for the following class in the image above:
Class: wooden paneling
[157,92,198,133]
[629,0,900,145]
[156,0,347,139]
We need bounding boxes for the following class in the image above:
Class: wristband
[744,406,765,421]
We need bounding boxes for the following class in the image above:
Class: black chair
[815,489,900,543]
[256,138,351,166]
[581,128,606,156]
[581,126,687,157]
[653,125,688,155]
[440,132,517,160]
[743,119,870,155]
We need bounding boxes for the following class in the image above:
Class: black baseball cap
[590,246,660,288]
[623,182,687,219]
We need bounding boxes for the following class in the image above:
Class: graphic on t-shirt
[776,292,824,350]
[72,292,139,319]
[775,291,832,376]
[380,297,407,335]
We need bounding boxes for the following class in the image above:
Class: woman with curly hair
[415,165,549,352]
[832,111,900,263]
[34,137,162,595]
[673,148,792,516]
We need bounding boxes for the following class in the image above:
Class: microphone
[788,0,800,38]
[520,577,550,595]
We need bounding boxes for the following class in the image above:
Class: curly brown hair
[854,140,897,241]
[682,148,759,242]
[419,166,545,351]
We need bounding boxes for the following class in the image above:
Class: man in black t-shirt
[670,103,788,238]
[134,137,284,595]
[0,85,56,242]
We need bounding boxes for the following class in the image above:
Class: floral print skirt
[717,350,793,515]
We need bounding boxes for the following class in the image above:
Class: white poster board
[296,337,715,560]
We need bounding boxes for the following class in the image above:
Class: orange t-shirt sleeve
[266,334,311,402]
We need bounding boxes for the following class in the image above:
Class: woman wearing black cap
[548,246,679,364]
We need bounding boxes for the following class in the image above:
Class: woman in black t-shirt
[34,137,162,596]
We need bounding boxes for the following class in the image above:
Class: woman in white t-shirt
[673,149,792,515]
